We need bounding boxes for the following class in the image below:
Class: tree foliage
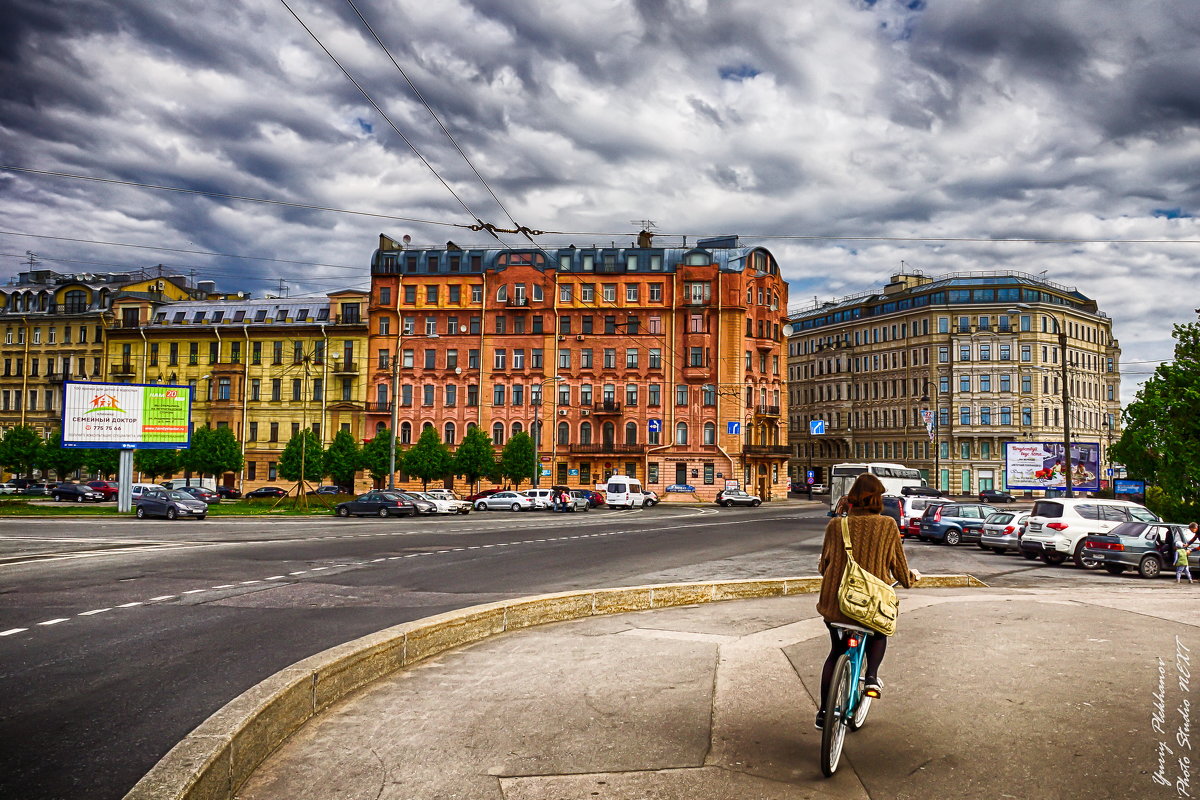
[180,426,244,479]
[1111,321,1200,504]
[83,448,121,479]
[0,425,44,480]
[499,431,537,489]
[453,426,495,491]
[36,432,86,481]
[323,429,361,489]
[279,429,325,483]
[135,449,180,483]
[360,427,395,484]
[403,426,452,489]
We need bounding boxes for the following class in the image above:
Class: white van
[604,475,645,510]
[161,478,217,491]
[130,483,167,500]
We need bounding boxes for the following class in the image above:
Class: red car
[464,488,503,502]
[87,481,119,500]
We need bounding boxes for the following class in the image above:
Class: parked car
[566,490,595,512]
[881,495,904,530]
[176,486,221,504]
[643,489,659,507]
[411,491,472,515]
[573,488,605,508]
[335,491,416,518]
[1021,498,1161,567]
[523,488,556,510]
[1084,522,1195,578]
[901,485,945,498]
[130,483,167,502]
[51,483,106,502]
[979,489,1016,504]
[465,488,503,503]
[0,482,20,495]
[809,483,829,495]
[474,491,536,512]
[134,488,209,520]
[19,483,52,496]
[918,502,998,545]
[901,496,952,538]
[216,486,242,500]
[245,486,289,499]
[979,510,1032,554]
[715,488,762,507]
[307,485,349,496]
[394,491,437,515]
[87,480,120,500]
[605,475,646,509]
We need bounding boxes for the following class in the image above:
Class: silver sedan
[474,491,537,512]
[979,510,1031,554]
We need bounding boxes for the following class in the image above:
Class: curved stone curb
[122,573,986,800]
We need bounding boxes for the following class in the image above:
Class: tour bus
[829,462,925,511]
[604,475,646,509]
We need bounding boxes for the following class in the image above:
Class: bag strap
[840,516,854,560]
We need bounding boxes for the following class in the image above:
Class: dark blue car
[918,502,998,546]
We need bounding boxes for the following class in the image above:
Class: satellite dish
[459,324,467,333]
[402,234,412,244]
[782,323,794,337]
[454,367,462,375]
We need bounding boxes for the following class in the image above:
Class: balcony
[110,362,136,377]
[330,360,358,375]
[364,401,392,413]
[591,401,622,414]
[754,404,781,417]
[506,297,530,307]
[570,443,645,454]
[742,444,792,457]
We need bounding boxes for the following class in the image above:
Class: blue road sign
[807,469,815,480]
[810,420,826,435]
[727,421,741,435]
[648,418,662,433]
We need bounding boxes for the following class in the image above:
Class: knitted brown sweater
[817,509,916,625]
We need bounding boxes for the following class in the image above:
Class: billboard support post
[118,449,134,513]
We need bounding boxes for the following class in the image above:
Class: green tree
[83,448,121,479]
[0,425,44,480]
[499,431,537,489]
[1111,321,1200,504]
[323,429,361,490]
[135,449,180,483]
[180,426,244,482]
[279,429,324,484]
[453,426,496,492]
[359,427,395,485]
[403,426,452,490]
[36,432,87,481]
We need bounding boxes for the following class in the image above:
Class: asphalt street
[0,498,1184,800]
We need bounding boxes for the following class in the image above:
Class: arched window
[529,421,541,445]
[495,284,508,302]
[467,421,477,431]
[579,421,592,445]
[492,422,506,445]
[602,421,615,446]
[63,290,88,313]
[375,421,387,433]
[703,421,715,445]
[444,422,456,445]
[676,422,688,445]
[511,421,523,436]
[400,421,412,444]
[557,421,570,445]
[422,421,434,431]
[624,421,637,445]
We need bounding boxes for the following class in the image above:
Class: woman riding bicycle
[815,473,919,729]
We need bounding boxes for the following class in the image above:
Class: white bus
[829,462,925,510]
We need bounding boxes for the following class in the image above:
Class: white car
[1021,498,1160,567]
[474,491,536,512]
[412,491,471,515]
[0,483,18,495]
[522,488,555,510]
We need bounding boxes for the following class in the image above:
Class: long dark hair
[844,473,885,514]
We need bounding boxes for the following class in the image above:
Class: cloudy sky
[2,0,1198,400]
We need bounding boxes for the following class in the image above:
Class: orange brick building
[367,234,789,502]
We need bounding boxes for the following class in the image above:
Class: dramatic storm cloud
[1,0,1198,398]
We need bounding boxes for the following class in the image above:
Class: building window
[703,421,715,445]
[676,422,689,445]
[218,378,231,401]
[960,407,971,425]
[271,379,281,401]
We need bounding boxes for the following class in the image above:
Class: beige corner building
[787,271,1123,495]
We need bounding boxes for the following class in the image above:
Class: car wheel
[978,543,991,551]
[196,515,206,521]
[1139,555,1163,579]
[992,547,1006,555]
[1104,564,1127,575]
[944,529,962,546]
[722,500,732,507]
[511,503,521,512]
[1073,541,1099,569]
[475,502,487,511]
[136,506,146,519]
[166,507,178,520]
[76,495,84,503]
[337,507,350,517]
[1041,552,1067,565]
[462,509,470,515]
[752,499,761,507]
[1021,551,1038,560]
[583,504,590,512]
[378,508,390,518]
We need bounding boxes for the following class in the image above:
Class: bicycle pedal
[864,687,881,699]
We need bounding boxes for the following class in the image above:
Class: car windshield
[165,491,189,501]
[986,513,1013,524]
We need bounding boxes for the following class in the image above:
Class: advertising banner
[1004,441,1101,491]
[61,381,192,449]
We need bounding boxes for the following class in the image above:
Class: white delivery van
[130,483,167,501]
[161,478,217,491]
[604,475,645,510]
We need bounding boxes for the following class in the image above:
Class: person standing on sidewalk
[1176,544,1195,584]
[815,473,920,729]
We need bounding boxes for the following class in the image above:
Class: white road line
[117,602,141,608]
[288,571,307,575]
[370,558,385,562]
[147,595,175,602]
[0,628,28,636]
[182,589,205,594]
[79,608,110,616]
[38,618,69,626]
[265,575,286,580]
[212,584,236,589]
[310,567,328,571]
[240,580,261,585]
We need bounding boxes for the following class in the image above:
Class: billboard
[61,381,192,449]
[1004,442,1101,491]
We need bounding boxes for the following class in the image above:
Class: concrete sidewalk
[235,586,1196,800]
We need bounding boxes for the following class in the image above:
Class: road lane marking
[265,575,286,580]
[0,628,28,636]
[38,618,69,625]
[79,608,110,616]
[182,589,206,594]
[147,595,175,602]
[117,602,142,608]
[212,584,236,589]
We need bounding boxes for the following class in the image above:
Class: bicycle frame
[836,626,869,722]
[821,622,876,777]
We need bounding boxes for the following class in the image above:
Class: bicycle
[819,621,882,777]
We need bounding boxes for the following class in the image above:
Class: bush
[1146,486,1200,524]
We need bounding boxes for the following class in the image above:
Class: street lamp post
[1009,304,1072,498]
[920,379,940,491]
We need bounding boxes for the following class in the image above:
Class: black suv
[51,483,105,502]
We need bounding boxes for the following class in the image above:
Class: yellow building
[0,268,192,439]
[105,290,370,492]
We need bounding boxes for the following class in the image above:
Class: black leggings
[819,622,887,710]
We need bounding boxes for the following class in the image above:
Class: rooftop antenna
[24,251,38,269]
[277,279,289,298]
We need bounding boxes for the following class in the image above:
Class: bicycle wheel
[820,654,853,777]
[849,679,872,731]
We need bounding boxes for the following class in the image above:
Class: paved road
[0,500,1180,799]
